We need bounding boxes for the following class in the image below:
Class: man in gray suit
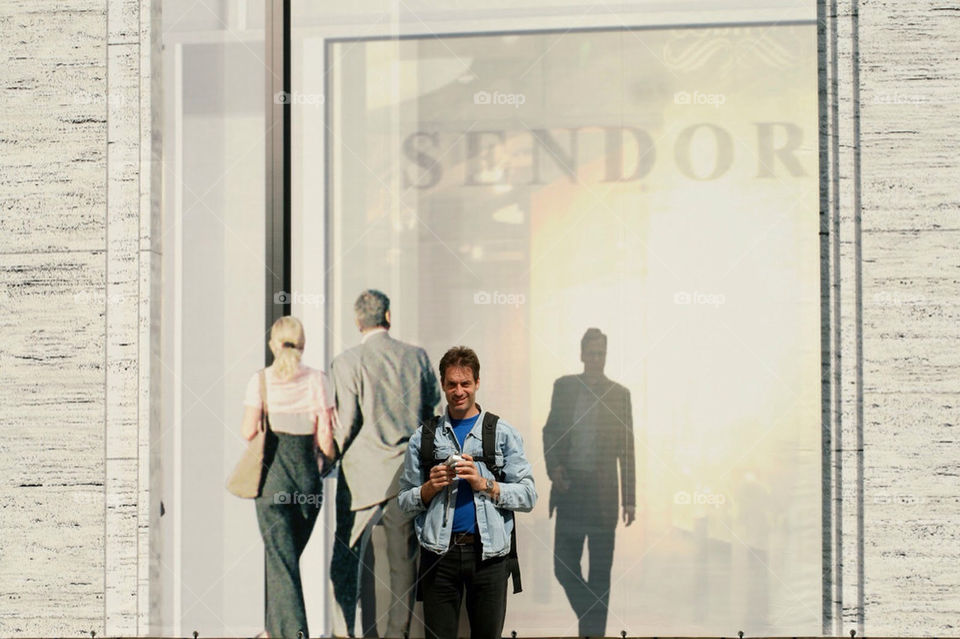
[330,289,441,638]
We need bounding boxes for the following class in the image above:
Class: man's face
[581,339,607,376]
[442,365,479,412]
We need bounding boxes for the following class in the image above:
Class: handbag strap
[258,368,270,433]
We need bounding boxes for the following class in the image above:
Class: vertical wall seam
[829,0,844,632]
[851,0,865,632]
[136,0,143,633]
[103,0,110,633]
[817,0,834,632]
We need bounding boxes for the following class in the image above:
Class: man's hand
[420,463,455,505]
[457,454,500,501]
[455,453,486,491]
[552,465,571,492]
[623,506,636,526]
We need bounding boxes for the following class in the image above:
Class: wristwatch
[483,478,495,496]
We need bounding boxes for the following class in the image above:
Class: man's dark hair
[439,346,481,382]
[580,327,607,353]
[354,289,390,330]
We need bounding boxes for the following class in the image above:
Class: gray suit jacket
[331,331,441,511]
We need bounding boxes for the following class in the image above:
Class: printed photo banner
[326,22,820,637]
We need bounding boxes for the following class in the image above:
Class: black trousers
[255,431,322,639]
[419,543,508,639]
[553,510,616,637]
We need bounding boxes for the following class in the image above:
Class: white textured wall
[0,0,958,636]
[0,0,161,636]
[858,0,960,635]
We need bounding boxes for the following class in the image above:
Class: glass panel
[161,1,268,635]
[312,18,820,638]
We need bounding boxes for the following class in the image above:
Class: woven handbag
[226,369,270,498]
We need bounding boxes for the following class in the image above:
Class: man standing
[543,328,636,637]
[398,346,537,639]
[330,289,441,638]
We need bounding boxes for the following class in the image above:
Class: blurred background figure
[543,327,636,637]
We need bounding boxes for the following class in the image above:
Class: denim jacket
[397,407,537,560]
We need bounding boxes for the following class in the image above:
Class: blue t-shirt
[450,413,480,533]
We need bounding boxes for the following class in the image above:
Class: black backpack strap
[508,525,522,594]
[419,414,441,482]
[479,410,522,594]
[480,411,502,479]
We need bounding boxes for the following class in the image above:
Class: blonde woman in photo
[241,316,335,638]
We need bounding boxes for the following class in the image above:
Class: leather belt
[451,532,477,546]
